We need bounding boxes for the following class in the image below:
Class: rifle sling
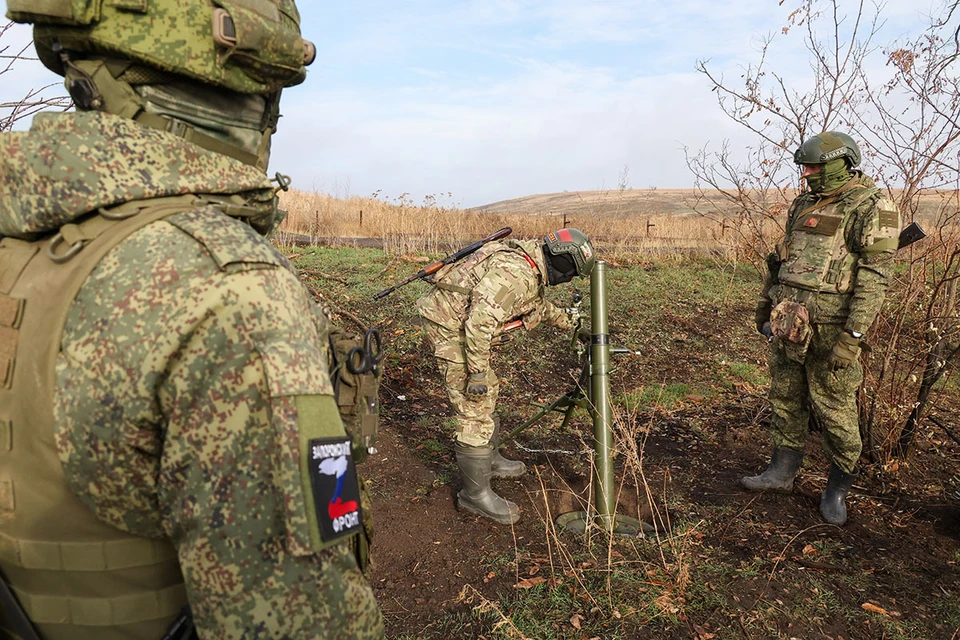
[435,282,472,295]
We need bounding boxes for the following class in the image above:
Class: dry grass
[277,188,738,259]
[276,186,947,262]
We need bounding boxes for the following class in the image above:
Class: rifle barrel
[371,227,513,300]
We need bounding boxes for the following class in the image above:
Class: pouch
[770,300,812,363]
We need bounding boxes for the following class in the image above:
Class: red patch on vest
[803,217,819,228]
[558,229,573,242]
[523,253,537,270]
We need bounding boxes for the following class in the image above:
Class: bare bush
[0,21,70,132]
[691,0,960,461]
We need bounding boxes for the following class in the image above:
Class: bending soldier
[744,131,901,526]
[417,229,595,525]
[0,2,383,638]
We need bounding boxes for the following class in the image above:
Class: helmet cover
[793,131,862,167]
[7,0,315,95]
[542,228,595,285]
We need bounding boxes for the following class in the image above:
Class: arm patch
[307,436,363,544]
[876,197,900,229]
[494,286,517,310]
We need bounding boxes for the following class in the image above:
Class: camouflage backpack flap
[328,326,381,465]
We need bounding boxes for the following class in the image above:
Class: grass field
[282,241,960,640]
[276,186,952,262]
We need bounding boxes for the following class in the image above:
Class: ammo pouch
[327,329,380,572]
[328,328,381,465]
[770,300,812,363]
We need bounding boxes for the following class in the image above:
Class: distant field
[277,186,951,259]
[468,188,714,218]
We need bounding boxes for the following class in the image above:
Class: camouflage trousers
[768,323,863,473]
[422,320,499,447]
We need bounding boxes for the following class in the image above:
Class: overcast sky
[1,0,937,207]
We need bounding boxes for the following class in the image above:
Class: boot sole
[739,479,795,493]
[457,497,520,525]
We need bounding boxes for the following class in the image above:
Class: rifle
[373,227,513,300]
[898,221,926,250]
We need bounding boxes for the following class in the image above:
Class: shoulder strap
[0,570,41,640]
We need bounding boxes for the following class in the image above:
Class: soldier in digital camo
[743,132,901,526]
[416,229,595,525]
[0,2,383,639]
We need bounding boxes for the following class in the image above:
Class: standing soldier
[744,132,901,526]
[0,2,383,638]
[417,229,595,525]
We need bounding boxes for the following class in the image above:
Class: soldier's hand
[829,331,862,370]
[465,371,491,399]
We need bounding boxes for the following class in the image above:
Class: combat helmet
[7,1,316,96]
[542,228,596,286]
[6,1,317,172]
[793,131,862,167]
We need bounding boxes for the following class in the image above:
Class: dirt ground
[360,309,960,639]
[295,251,960,639]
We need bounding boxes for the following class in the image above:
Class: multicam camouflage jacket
[416,239,572,374]
[762,173,901,335]
[0,111,382,639]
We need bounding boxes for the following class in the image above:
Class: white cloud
[1,0,939,204]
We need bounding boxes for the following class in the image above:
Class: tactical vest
[0,196,219,640]
[777,186,879,295]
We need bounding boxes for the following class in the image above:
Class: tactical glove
[465,371,491,399]
[755,299,773,334]
[829,331,862,370]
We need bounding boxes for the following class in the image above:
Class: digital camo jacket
[0,111,383,639]
[416,239,571,374]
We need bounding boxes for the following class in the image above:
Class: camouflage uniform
[759,172,901,473]
[0,109,383,640]
[0,1,383,636]
[416,239,572,446]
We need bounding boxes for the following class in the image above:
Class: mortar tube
[590,261,616,523]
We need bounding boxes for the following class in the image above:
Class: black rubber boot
[455,442,521,525]
[740,447,804,492]
[490,421,525,478]
[820,463,856,526]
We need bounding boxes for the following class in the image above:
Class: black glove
[465,371,490,399]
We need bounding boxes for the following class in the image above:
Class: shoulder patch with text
[308,437,362,542]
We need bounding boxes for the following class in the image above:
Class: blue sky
[2,0,935,207]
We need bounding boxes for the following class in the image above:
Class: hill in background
[468,188,704,218]
[468,187,953,221]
